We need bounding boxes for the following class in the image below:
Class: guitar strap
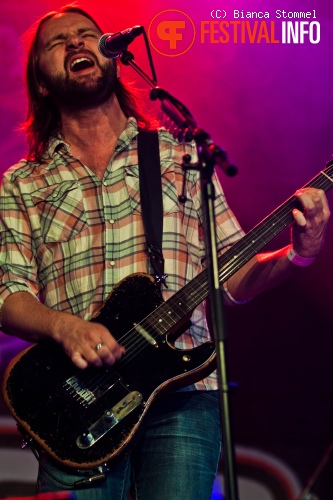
[137,129,167,288]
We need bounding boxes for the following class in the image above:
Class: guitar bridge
[76,391,143,449]
[64,372,121,408]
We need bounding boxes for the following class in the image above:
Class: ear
[38,83,49,97]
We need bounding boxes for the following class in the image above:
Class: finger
[99,334,125,359]
[95,343,125,366]
[317,189,331,218]
[296,188,326,216]
[61,321,124,368]
[71,342,104,368]
[71,351,89,369]
[296,190,317,215]
[292,208,307,227]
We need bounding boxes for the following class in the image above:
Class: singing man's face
[36,12,118,108]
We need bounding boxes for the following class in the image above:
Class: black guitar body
[3,273,215,469]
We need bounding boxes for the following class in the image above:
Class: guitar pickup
[76,391,143,449]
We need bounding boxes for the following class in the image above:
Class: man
[0,5,329,500]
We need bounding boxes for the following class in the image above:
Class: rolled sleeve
[0,171,39,312]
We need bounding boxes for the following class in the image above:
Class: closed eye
[45,29,100,50]
[82,33,99,39]
[48,42,64,50]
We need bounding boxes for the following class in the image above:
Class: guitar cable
[22,432,108,489]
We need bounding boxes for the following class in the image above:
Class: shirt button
[110,261,116,266]
[103,181,107,186]
[109,219,115,224]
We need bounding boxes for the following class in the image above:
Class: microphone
[98,25,144,58]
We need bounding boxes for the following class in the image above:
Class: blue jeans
[37,390,222,500]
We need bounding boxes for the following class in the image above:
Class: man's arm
[1,292,125,369]
[227,188,330,301]
[0,172,124,370]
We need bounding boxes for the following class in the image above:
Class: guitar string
[75,285,194,395]
[69,168,333,400]
[69,290,198,399]
[67,304,184,398]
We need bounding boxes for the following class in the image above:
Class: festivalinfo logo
[148,8,320,56]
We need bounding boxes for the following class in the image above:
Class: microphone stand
[120,49,239,500]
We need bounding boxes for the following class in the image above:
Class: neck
[58,94,128,179]
[60,93,127,151]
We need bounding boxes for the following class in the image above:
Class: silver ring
[95,342,103,351]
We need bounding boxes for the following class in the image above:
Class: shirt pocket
[31,181,87,243]
[124,163,180,215]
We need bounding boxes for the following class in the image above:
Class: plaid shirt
[0,117,243,390]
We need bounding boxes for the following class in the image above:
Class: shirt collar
[43,116,139,169]
[43,117,139,162]
[114,117,139,153]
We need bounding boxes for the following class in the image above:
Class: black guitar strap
[137,129,167,288]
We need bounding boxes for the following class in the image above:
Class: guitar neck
[217,162,333,285]
[150,163,333,332]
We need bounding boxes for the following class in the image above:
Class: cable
[22,432,107,490]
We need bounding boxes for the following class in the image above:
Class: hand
[291,188,330,257]
[56,315,125,369]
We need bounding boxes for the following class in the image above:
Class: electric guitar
[3,161,333,470]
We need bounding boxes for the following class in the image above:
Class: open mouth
[70,57,95,73]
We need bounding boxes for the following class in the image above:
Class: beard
[40,52,118,110]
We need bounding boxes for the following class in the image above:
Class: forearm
[227,246,301,301]
[228,187,330,302]
[1,291,124,369]
[1,291,73,344]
